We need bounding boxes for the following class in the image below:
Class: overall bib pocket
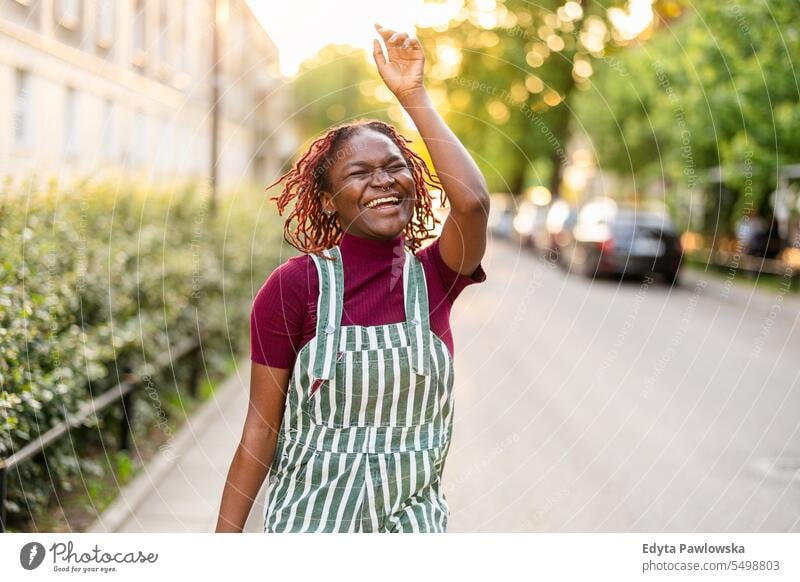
[303,347,433,429]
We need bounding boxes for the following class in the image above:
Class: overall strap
[403,248,432,376]
[310,246,343,381]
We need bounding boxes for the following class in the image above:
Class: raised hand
[372,23,425,102]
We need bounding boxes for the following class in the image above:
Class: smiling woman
[216,23,490,534]
[268,119,442,254]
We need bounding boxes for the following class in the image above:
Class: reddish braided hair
[266,119,444,261]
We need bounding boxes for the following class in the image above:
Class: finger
[389,32,409,46]
[372,38,386,67]
[401,36,417,50]
[374,23,394,40]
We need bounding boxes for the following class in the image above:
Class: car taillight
[597,238,614,254]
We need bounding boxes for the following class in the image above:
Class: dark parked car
[561,203,683,284]
[736,216,785,259]
[488,193,515,240]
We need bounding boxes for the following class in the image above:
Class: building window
[132,110,149,166]
[55,0,80,30]
[14,69,32,147]
[96,0,114,48]
[102,98,116,160]
[132,0,147,67]
[64,87,78,157]
[158,1,170,67]
[179,1,189,72]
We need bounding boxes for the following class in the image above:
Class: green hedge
[0,178,286,529]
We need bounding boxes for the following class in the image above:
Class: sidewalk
[681,264,800,311]
[88,358,265,533]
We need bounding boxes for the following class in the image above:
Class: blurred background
[1,0,798,533]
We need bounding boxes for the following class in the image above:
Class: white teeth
[365,196,399,208]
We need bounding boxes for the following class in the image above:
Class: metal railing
[0,332,206,532]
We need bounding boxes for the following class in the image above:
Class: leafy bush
[0,177,286,529]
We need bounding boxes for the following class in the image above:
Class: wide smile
[362,193,407,213]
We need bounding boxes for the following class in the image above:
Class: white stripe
[284,450,318,531]
[363,455,380,531]
[409,451,418,495]
[347,427,357,452]
[406,348,417,426]
[397,323,407,347]
[323,252,337,377]
[358,349,369,426]
[313,379,323,423]
[299,451,331,532]
[441,343,454,428]
[314,454,348,532]
[377,454,393,517]
[414,296,424,371]
[368,427,377,451]
[404,499,422,532]
[342,351,353,426]
[384,426,393,453]
[392,451,404,516]
[419,351,433,429]
[389,353,401,426]
[367,326,378,349]
[429,338,443,428]
[373,347,386,425]
[333,452,364,531]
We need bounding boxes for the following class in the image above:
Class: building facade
[0,0,296,191]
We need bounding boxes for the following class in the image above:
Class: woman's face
[320,128,416,240]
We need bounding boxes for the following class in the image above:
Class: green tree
[575,0,800,233]
[416,0,645,198]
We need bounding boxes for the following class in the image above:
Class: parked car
[488,193,515,240]
[541,200,578,266]
[513,200,549,249]
[562,202,683,284]
[736,215,785,259]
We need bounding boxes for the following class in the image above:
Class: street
[444,238,800,532]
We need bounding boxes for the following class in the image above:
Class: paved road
[97,237,798,533]
[444,238,800,532]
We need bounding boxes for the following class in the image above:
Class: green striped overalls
[263,244,455,533]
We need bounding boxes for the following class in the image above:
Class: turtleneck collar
[339,229,405,261]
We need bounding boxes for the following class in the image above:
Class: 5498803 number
[731,560,780,571]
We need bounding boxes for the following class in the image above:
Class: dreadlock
[265,119,444,261]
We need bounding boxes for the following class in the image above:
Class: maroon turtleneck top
[250,231,487,370]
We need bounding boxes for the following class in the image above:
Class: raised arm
[373,23,490,277]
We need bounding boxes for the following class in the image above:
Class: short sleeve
[250,257,310,369]
[422,237,487,304]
